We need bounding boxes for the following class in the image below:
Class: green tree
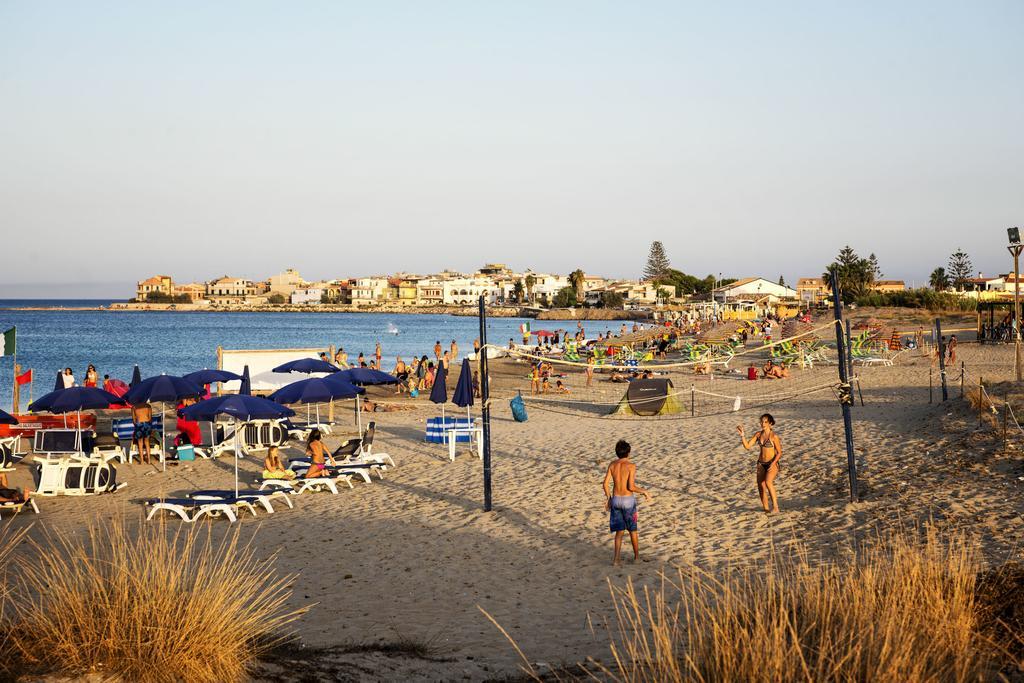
[267,293,287,304]
[568,269,586,301]
[868,253,883,280]
[823,246,875,303]
[552,286,578,308]
[947,249,973,291]
[929,267,950,291]
[643,241,671,281]
[524,274,537,303]
[511,279,525,304]
[600,291,625,309]
[656,287,672,304]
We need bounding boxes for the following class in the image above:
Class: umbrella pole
[77,409,82,453]
[316,403,321,426]
[357,395,362,434]
[161,404,166,472]
[234,417,239,498]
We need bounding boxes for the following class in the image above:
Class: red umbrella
[532,330,556,338]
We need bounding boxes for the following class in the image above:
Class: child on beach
[737,414,782,513]
[602,440,651,565]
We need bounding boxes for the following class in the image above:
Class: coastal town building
[172,282,207,302]
[870,280,906,293]
[352,277,389,306]
[796,277,830,305]
[268,269,305,297]
[712,277,798,303]
[290,287,323,305]
[136,275,173,301]
[206,277,259,299]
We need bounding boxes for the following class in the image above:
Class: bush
[141,292,192,304]
[552,287,578,308]
[855,288,977,312]
[267,293,287,304]
[4,520,304,682]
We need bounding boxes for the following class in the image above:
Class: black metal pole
[844,320,854,385]
[936,318,948,401]
[830,271,858,501]
[478,296,493,512]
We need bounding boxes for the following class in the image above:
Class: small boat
[386,323,400,335]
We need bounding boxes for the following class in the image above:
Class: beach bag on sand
[410,387,419,398]
[510,391,528,422]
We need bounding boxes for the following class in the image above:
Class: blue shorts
[609,495,638,532]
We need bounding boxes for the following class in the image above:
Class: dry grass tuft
[4,519,305,682]
[594,529,989,682]
[490,530,1012,682]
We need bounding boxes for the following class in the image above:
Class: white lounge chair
[0,494,38,520]
[145,496,257,523]
[188,488,294,513]
[258,473,355,494]
[32,457,121,496]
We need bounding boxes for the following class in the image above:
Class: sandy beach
[5,337,1023,681]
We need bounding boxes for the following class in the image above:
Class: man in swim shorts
[602,439,651,565]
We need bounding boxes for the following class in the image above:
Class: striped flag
[0,327,13,356]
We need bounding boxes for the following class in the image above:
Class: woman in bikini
[736,413,781,513]
[305,430,335,478]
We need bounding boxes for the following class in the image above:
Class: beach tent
[610,378,684,416]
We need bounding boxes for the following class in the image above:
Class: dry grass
[3,519,305,682]
[491,529,1015,682]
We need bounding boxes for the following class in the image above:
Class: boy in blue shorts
[602,439,651,565]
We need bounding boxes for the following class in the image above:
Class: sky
[1,1,1022,298]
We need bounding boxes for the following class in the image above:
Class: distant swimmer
[737,413,781,513]
[602,439,651,565]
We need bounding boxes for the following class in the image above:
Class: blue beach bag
[510,391,528,422]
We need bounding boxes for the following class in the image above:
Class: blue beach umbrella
[429,362,448,423]
[239,365,251,396]
[269,376,364,426]
[336,367,399,433]
[30,386,123,451]
[53,371,63,392]
[130,366,142,387]
[272,358,339,374]
[123,374,204,472]
[182,395,295,497]
[0,408,18,425]
[183,368,242,388]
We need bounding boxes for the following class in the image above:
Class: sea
[0,300,632,407]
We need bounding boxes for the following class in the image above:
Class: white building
[352,277,389,306]
[290,287,323,305]
[441,277,500,306]
[268,269,305,297]
[712,277,797,303]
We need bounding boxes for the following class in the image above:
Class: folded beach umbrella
[130,366,142,387]
[335,367,399,432]
[272,358,339,374]
[0,408,18,425]
[182,395,295,497]
[53,371,63,393]
[270,376,364,426]
[451,358,474,424]
[123,374,204,471]
[29,386,123,452]
[239,365,251,396]
[429,362,448,422]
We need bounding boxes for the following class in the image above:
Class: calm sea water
[0,301,631,408]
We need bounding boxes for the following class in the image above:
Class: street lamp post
[1008,227,1022,382]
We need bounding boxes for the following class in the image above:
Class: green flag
[1,327,14,356]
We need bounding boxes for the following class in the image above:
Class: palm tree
[524,274,537,303]
[929,267,950,291]
[568,269,585,302]
[512,279,525,304]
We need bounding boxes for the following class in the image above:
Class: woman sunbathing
[305,430,336,478]
[762,360,789,379]
[0,474,30,504]
[263,446,295,480]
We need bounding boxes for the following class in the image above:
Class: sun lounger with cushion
[188,488,294,513]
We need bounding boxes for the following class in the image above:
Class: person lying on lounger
[0,473,30,504]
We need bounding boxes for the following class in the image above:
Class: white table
[444,426,483,462]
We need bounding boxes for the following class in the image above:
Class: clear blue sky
[1,1,1022,297]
